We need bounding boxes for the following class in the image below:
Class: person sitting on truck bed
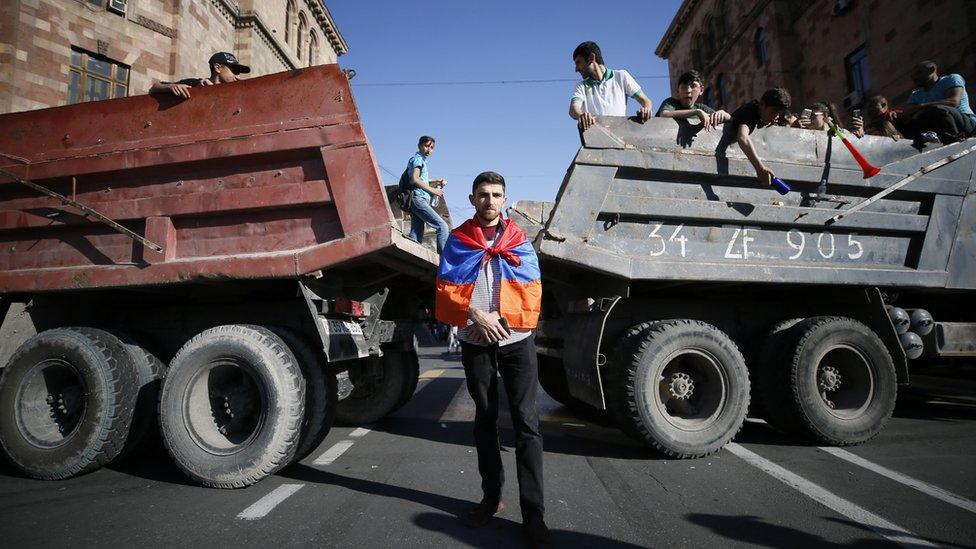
[886,61,976,144]
[148,52,250,99]
[434,171,548,545]
[569,41,653,131]
[656,69,730,131]
[730,87,792,188]
[405,136,450,253]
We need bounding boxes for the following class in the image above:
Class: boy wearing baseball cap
[149,51,250,99]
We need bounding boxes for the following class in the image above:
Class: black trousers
[461,337,544,522]
[899,105,976,143]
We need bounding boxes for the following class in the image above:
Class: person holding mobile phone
[434,171,548,546]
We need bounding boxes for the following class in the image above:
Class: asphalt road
[1,347,975,548]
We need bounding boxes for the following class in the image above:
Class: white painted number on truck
[643,222,867,262]
[647,224,688,257]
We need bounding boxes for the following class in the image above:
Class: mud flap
[560,296,621,409]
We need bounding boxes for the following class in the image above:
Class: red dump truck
[0,65,438,488]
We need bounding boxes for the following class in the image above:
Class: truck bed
[0,64,437,294]
[531,117,976,291]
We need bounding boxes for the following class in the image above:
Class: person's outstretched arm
[736,124,774,187]
[634,91,653,122]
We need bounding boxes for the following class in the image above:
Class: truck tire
[616,320,750,458]
[106,330,167,458]
[159,325,305,488]
[754,318,805,432]
[391,348,420,412]
[0,328,138,479]
[605,322,664,439]
[269,327,337,463]
[538,354,599,415]
[335,353,409,426]
[537,354,574,405]
[766,317,896,445]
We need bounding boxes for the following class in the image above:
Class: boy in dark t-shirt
[731,87,792,187]
[149,52,250,99]
[657,70,731,131]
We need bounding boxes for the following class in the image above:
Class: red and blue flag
[435,217,541,328]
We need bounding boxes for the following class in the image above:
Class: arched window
[691,38,703,72]
[285,0,297,47]
[755,27,768,67]
[710,14,726,46]
[308,30,319,66]
[297,12,308,61]
[703,17,717,61]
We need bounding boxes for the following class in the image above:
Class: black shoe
[523,517,551,547]
[465,499,505,528]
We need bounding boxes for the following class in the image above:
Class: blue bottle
[772,176,791,195]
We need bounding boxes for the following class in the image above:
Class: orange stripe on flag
[500,279,541,329]
[435,280,475,327]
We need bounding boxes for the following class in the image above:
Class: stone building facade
[0,0,347,114]
[655,0,976,121]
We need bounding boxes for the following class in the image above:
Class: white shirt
[571,68,642,116]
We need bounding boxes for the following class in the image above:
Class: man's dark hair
[471,171,506,194]
[678,70,704,87]
[572,41,603,65]
[760,87,791,110]
[916,60,937,74]
[418,135,435,147]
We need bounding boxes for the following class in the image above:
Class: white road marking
[820,446,976,515]
[314,440,355,466]
[237,484,304,520]
[727,443,937,548]
[349,427,371,438]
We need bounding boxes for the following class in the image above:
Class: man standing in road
[149,52,250,99]
[569,41,653,131]
[435,171,548,546]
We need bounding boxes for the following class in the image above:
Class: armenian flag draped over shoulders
[435,216,542,329]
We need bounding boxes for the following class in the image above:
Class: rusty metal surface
[0,65,437,293]
[536,117,976,291]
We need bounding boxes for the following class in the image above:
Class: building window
[309,31,319,66]
[755,27,768,67]
[285,0,297,47]
[845,45,870,94]
[85,0,126,15]
[297,12,308,61]
[718,73,729,107]
[68,47,129,104]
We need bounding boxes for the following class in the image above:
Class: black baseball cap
[208,52,250,74]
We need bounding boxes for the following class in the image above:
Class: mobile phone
[853,109,862,118]
[498,317,512,336]
[801,108,812,118]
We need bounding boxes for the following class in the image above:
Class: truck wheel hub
[819,365,842,392]
[668,372,694,400]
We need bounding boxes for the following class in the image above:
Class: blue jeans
[409,195,449,254]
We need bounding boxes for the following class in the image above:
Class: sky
[327,0,684,223]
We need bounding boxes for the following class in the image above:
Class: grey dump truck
[510,116,976,458]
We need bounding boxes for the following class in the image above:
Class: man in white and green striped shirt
[569,41,653,130]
